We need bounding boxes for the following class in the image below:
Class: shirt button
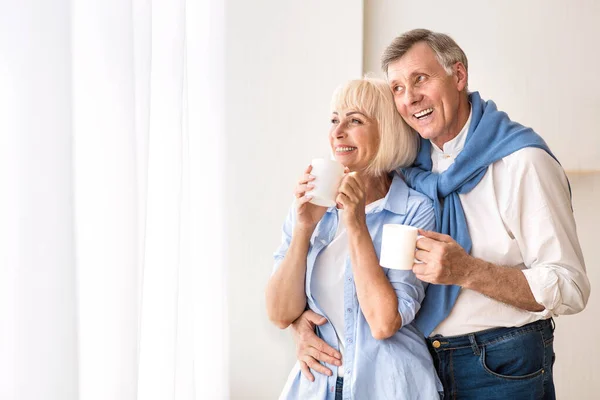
[347,338,353,344]
[347,278,352,282]
[432,340,441,349]
[346,369,351,375]
[346,308,352,313]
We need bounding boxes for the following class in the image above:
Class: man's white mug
[380,224,424,270]
[306,158,345,208]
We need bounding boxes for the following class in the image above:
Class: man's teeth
[414,108,433,118]
[336,147,356,152]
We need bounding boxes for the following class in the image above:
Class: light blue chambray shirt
[274,173,442,400]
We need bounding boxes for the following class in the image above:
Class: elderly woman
[266,78,441,399]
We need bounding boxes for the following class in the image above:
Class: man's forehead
[387,42,440,79]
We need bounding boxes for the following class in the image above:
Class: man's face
[386,42,467,147]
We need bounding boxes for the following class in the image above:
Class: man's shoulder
[497,147,562,173]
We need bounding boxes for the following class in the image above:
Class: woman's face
[329,109,380,173]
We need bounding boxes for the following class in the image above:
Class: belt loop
[468,333,480,356]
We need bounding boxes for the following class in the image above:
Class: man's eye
[416,75,425,83]
[394,86,404,93]
[331,118,339,124]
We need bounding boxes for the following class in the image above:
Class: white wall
[555,173,599,399]
[224,1,363,398]
[364,0,600,171]
[223,1,599,398]
[363,1,599,398]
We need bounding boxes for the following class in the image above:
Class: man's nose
[404,86,421,106]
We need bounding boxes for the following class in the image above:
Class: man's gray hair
[381,29,469,82]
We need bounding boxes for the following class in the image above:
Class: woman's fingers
[295,183,315,198]
[296,194,313,208]
[338,179,359,203]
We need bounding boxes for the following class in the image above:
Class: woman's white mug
[306,158,345,207]
[380,224,424,270]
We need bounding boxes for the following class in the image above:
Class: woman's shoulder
[386,173,433,214]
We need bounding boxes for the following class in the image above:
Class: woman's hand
[294,165,328,231]
[336,171,367,231]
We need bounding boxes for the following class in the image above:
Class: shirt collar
[326,172,410,216]
[431,105,472,155]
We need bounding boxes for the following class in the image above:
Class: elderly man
[290,29,590,399]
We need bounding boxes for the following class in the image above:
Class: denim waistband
[426,319,554,351]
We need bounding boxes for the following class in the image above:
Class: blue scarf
[403,91,559,337]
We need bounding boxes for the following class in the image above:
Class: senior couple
[266,29,590,400]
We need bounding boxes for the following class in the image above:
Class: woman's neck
[359,172,392,205]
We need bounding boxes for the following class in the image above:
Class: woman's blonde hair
[330,77,418,176]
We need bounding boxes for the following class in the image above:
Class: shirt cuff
[521,267,561,317]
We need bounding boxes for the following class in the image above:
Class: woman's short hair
[330,77,418,176]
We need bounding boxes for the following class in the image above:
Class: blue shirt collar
[325,172,409,216]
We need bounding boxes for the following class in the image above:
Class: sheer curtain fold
[1,1,227,399]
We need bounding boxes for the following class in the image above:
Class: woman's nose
[331,123,346,139]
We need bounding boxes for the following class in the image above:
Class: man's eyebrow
[389,71,428,85]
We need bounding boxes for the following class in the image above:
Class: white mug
[380,224,424,270]
[306,158,345,208]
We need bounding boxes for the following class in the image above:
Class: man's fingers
[412,261,428,277]
[303,310,327,326]
[314,339,342,360]
[418,229,454,244]
[414,249,431,263]
[299,361,315,382]
[305,335,341,360]
[305,346,342,366]
[302,356,333,377]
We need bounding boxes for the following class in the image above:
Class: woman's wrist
[346,216,368,235]
[293,224,316,238]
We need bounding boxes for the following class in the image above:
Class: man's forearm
[462,258,544,312]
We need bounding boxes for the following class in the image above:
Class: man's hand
[290,310,342,382]
[413,229,474,286]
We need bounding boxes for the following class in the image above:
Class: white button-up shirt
[430,110,590,336]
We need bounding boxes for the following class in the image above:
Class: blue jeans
[427,319,556,400]
[334,377,343,400]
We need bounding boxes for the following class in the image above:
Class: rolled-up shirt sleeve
[272,202,296,274]
[504,148,590,316]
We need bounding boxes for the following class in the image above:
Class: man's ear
[453,62,468,91]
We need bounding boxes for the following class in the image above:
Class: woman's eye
[331,118,339,124]
[351,118,362,124]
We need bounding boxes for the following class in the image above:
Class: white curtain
[0,1,228,399]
